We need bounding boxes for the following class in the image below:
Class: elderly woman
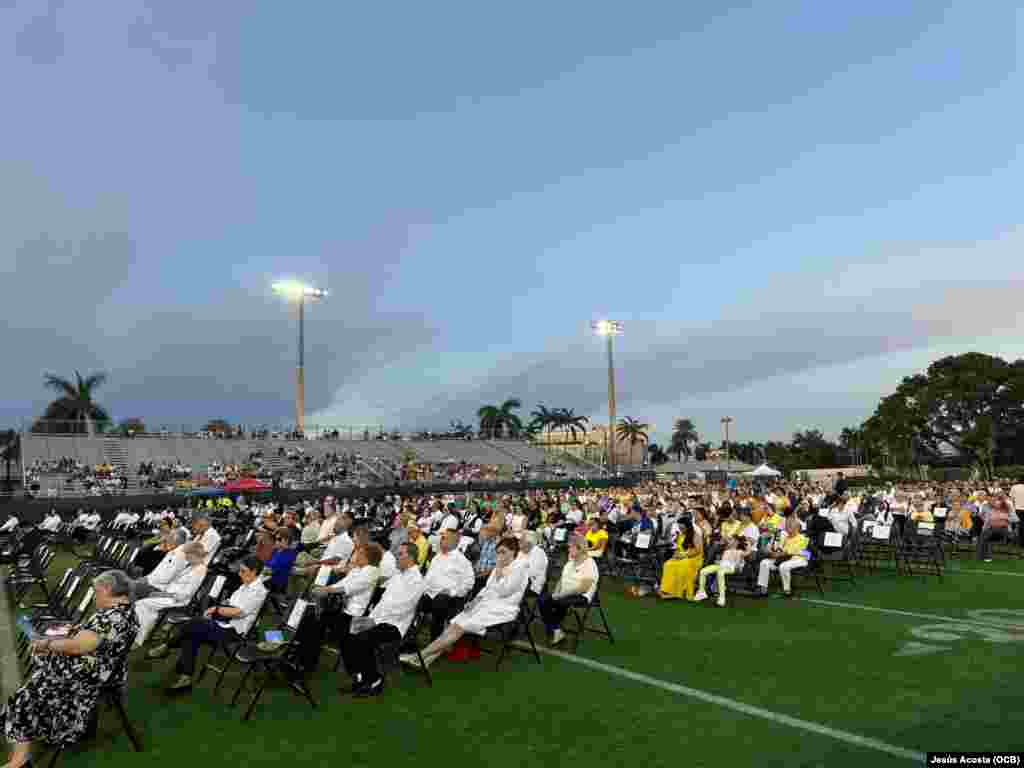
[133,541,207,648]
[400,537,527,669]
[2,570,139,768]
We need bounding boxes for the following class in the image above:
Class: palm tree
[476,398,523,439]
[36,371,111,436]
[1,430,19,491]
[529,404,556,441]
[670,418,699,461]
[554,408,590,445]
[616,417,650,465]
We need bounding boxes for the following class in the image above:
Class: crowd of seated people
[4,471,1021,765]
[138,460,194,489]
[24,458,127,497]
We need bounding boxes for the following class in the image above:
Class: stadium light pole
[721,416,734,472]
[592,320,623,475]
[272,281,328,436]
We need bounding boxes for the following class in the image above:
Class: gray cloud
[388,277,1024,431]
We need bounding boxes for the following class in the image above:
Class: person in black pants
[341,543,424,697]
[148,556,268,693]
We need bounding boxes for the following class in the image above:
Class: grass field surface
[5,551,1024,767]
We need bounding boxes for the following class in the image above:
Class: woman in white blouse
[400,537,527,669]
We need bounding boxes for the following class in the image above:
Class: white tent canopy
[746,463,782,477]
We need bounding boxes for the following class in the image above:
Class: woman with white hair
[133,541,208,648]
[3,570,139,768]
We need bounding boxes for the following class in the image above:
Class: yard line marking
[0,567,23,699]
[950,568,1024,578]
[531,644,925,763]
[797,598,1024,630]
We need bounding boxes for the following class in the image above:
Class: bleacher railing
[18,419,544,443]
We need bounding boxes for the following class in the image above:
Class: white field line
[948,568,1024,578]
[528,644,925,763]
[797,597,1024,630]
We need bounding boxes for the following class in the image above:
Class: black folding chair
[563,583,614,651]
[229,597,318,721]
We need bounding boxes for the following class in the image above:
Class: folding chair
[145,570,226,647]
[477,593,541,669]
[229,597,318,721]
[376,607,433,688]
[562,582,614,651]
[45,658,143,767]
[898,522,943,580]
[811,531,857,587]
[195,591,271,695]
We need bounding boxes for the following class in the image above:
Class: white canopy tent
[746,463,782,477]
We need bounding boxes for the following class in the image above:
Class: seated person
[39,509,63,533]
[134,542,207,647]
[1,514,20,533]
[266,528,300,594]
[147,555,268,693]
[756,518,810,598]
[585,518,609,558]
[403,537,528,668]
[406,522,429,566]
[133,528,189,599]
[340,543,424,697]
[518,530,548,596]
[311,543,382,644]
[418,530,475,640]
[658,520,703,600]
[3,570,138,768]
[694,536,750,607]
[538,534,599,646]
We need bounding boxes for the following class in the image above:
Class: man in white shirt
[0,514,19,533]
[419,530,475,640]
[827,501,857,537]
[341,542,424,697]
[305,511,354,574]
[39,509,62,533]
[313,541,382,643]
[83,511,102,531]
[134,528,189,599]
[191,514,221,565]
[112,510,135,527]
[378,548,398,582]
[518,530,548,595]
[539,534,599,646]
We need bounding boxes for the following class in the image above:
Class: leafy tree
[477,398,523,439]
[553,408,590,444]
[860,353,1024,478]
[117,417,146,436]
[528,404,558,442]
[616,417,650,465]
[204,419,232,436]
[34,371,111,435]
[647,442,669,466]
[669,418,699,461]
[1,430,19,490]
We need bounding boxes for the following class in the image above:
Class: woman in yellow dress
[658,520,703,600]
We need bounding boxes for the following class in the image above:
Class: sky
[1,1,1022,446]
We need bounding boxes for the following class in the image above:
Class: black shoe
[339,675,366,695]
[354,676,384,698]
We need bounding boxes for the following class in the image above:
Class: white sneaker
[693,590,708,602]
[551,629,566,646]
[716,597,726,607]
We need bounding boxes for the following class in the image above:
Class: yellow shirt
[586,529,609,556]
[783,533,809,556]
[721,520,742,539]
[761,513,784,531]
[410,535,429,565]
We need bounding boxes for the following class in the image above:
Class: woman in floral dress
[2,570,139,768]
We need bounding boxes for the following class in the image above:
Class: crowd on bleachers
[24,457,128,497]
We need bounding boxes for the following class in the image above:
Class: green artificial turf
[6,550,1024,767]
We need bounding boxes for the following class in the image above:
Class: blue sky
[1,1,1021,445]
